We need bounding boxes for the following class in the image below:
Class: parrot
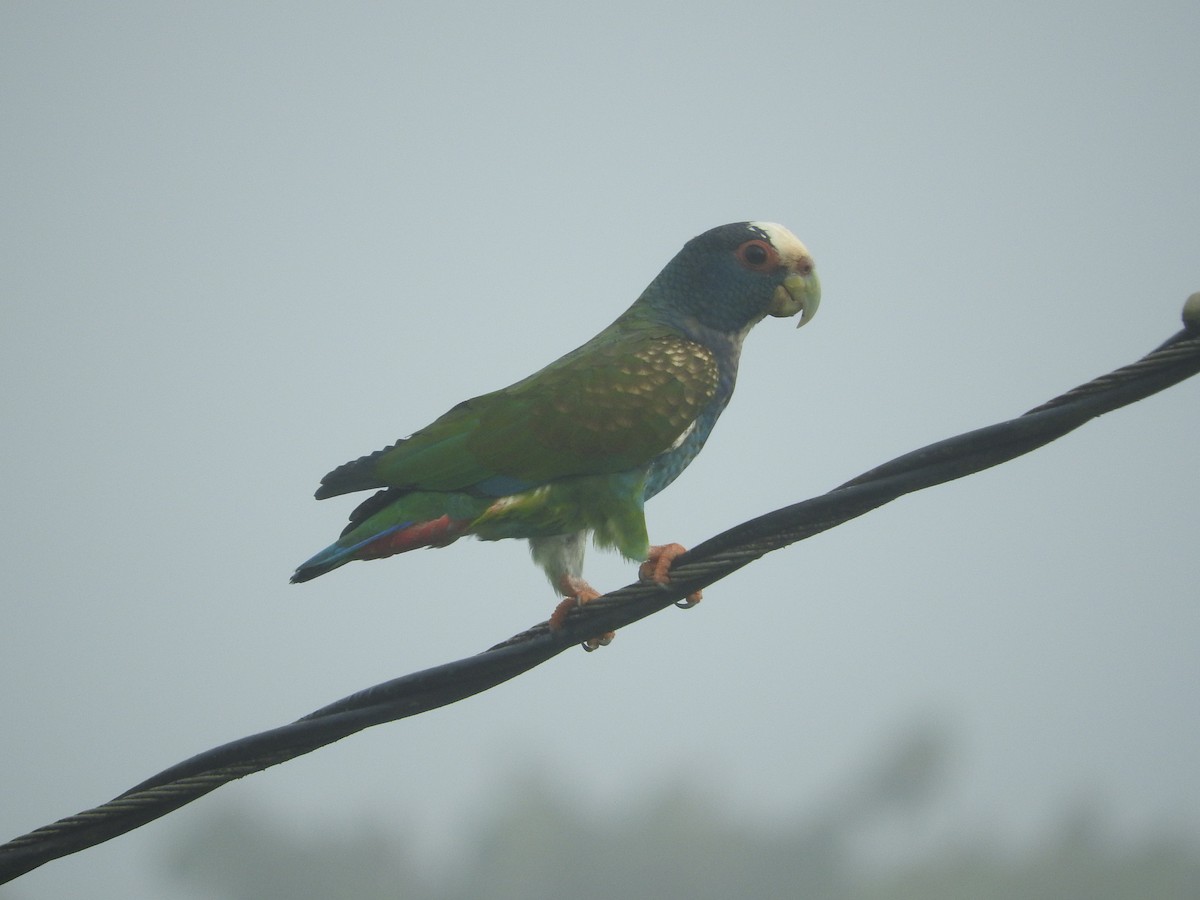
[292,221,820,646]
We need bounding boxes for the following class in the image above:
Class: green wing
[315,327,718,499]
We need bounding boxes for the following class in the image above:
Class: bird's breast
[643,377,733,500]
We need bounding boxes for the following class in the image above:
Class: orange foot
[549,575,614,651]
[639,543,703,609]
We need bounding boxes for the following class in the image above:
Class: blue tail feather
[290,522,407,583]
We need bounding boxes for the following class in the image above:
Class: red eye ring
[734,238,779,272]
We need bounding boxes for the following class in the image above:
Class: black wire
[3,315,1198,886]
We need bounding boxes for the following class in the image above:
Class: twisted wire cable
[3,297,1197,885]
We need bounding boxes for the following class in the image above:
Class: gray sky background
[2,2,1198,897]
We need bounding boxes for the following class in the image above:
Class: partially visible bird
[292,222,820,646]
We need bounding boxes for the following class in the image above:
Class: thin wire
[2,313,1197,886]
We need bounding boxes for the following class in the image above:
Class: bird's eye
[734,239,778,272]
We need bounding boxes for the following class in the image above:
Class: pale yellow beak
[768,266,821,327]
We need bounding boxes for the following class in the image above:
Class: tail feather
[341,487,402,537]
[291,514,472,583]
[290,524,404,583]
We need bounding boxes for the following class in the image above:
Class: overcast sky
[2,2,1198,897]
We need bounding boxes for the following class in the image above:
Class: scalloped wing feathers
[315,329,719,501]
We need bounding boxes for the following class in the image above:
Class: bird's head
[642,221,820,340]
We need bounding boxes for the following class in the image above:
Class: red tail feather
[356,515,471,561]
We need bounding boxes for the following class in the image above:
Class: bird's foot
[639,543,703,609]
[549,575,614,651]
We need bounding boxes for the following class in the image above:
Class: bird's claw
[641,542,703,609]
[550,576,615,650]
[639,542,688,585]
[582,633,613,652]
[550,543,703,649]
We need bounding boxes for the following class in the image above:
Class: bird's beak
[768,264,821,328]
